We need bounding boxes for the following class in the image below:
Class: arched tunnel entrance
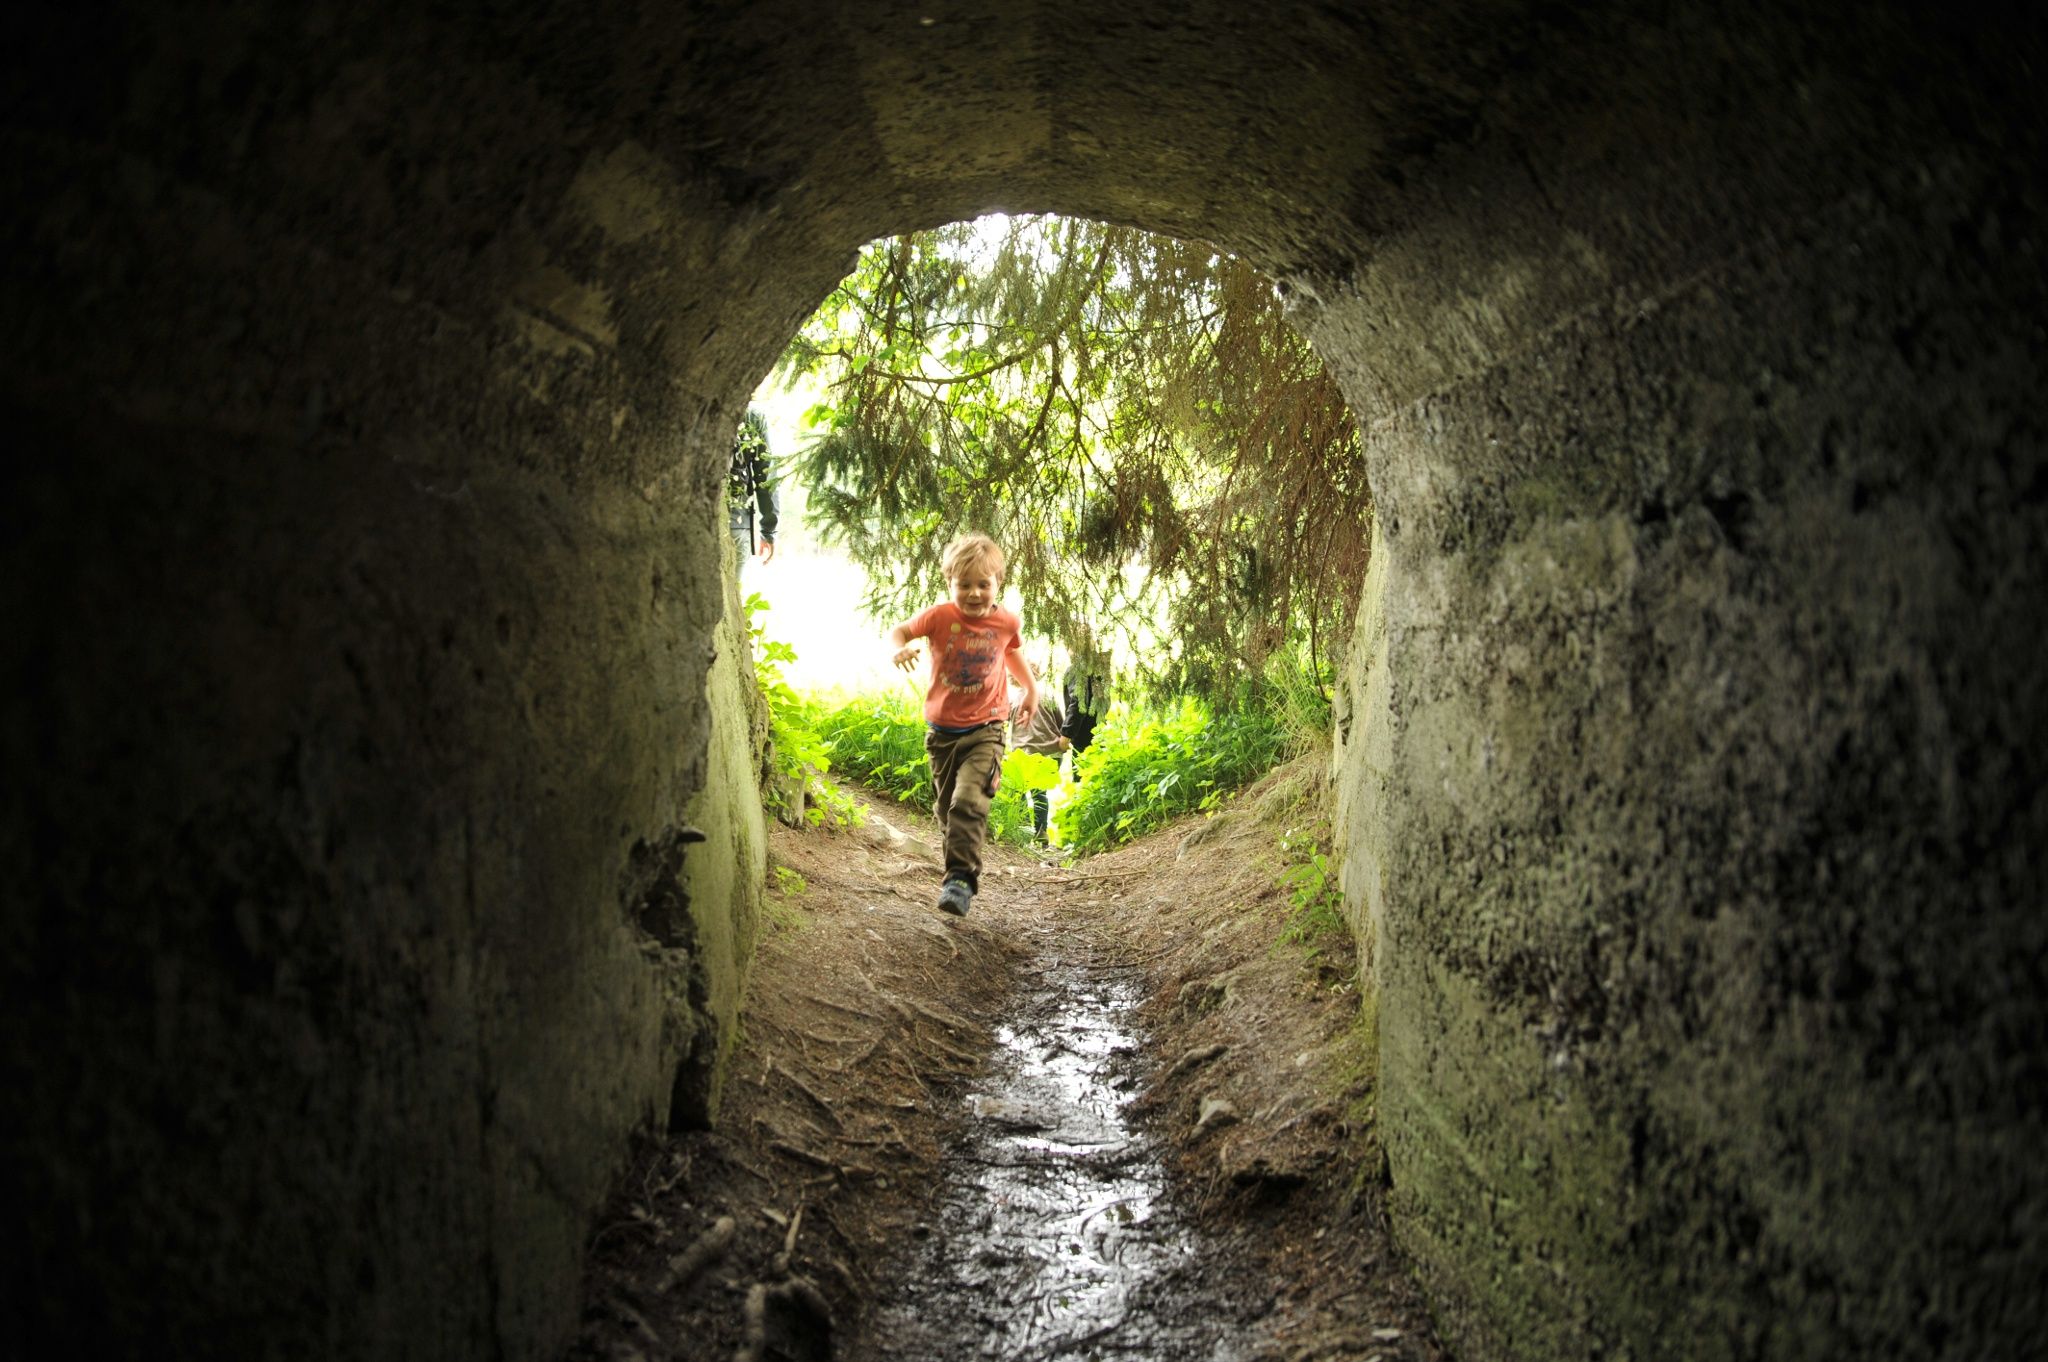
[3,4,2042,1361]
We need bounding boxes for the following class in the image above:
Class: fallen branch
[768,1061,846,1130]
[888,993,974,1033]
[767,1139,838,1172]
[658,1214,735,1295]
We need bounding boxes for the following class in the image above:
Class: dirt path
[568,762,1446,1361]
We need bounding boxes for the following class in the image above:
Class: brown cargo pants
[924,720,1006,892]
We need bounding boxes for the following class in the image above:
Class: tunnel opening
[648,211,1405,1360]
[754,211,1372,712]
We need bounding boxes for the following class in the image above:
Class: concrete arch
[4,4,2041,1361]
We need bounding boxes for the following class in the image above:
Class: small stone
[1372,1327,1405,1341]
[1195,1095,1241,1133]
[1165,1042,1228,1080]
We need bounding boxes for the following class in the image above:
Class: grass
[1056,699,1291,854]
[809,689,1041,847]
[762,862,811,933]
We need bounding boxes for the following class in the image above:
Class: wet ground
[567,763,1447,1362]
[855,947,1250,1361]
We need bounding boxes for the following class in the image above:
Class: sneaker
[936,879,973,917]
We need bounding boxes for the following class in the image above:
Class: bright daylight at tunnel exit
[5,5,2042,1362]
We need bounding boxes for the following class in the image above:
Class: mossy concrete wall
[4,3,2041,1360]
[1322,12,2047,1359]
[669,565,773,1129]
[1,14,795,1358]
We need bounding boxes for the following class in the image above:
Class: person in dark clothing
[1062,668,1107,763]
[727,408,779,564]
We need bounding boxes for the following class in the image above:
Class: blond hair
[940,532,1005,583]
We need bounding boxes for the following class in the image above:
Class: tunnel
[4,2,2043,1359]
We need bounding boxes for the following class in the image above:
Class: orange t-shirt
[903,602,1023,727]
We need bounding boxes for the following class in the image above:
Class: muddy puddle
[850,949,1255,1361]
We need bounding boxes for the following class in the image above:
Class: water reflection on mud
[859,957,1246,1361]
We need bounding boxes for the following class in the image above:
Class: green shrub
[1275,822,1347,957]
[811,688,1040,847]
[745,594,863,827]
[1057,699,1288,854]
[811,689,931,806]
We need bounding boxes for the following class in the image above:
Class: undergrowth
[745,594,864,828]
[1057,699,1289,854]
[763,863,810,933]
[750,618,1316,863]
[807,688,1042,847]
[1275,823,1347,958]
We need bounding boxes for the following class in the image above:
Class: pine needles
[777,215,1370,706]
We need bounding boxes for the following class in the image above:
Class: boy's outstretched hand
[891,643,921,672]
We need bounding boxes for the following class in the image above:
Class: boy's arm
[1003,649,1038,728]
[887,619,922,672]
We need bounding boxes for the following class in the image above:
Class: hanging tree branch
[776,215,1372,708]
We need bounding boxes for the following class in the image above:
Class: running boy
[887,532,1038,916]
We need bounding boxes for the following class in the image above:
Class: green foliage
[1275,823,1347,957]
[1057,699,1288,854]
[745,594,864,828]
[810,689,1040,848]
[1000,748,1062,793]
[777,215,1371,708]
[763,863,810,933]
[779,681,1300,857]
[810,688,933,806]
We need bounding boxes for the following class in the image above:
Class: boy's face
[949,567,1000,618]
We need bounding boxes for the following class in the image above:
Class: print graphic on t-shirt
[940,622,1001,697]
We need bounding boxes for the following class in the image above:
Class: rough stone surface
[1323,11,2048,1360]
[2,3,2041,1361]
[671,566,773,1129]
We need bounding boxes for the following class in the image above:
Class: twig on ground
[883,1036,936,1099]
[771,1203,804,1276]
[887,993,974,1033]
[826,1131,914,1156]
[800,993,885,1024]
[830,1033,887,1072]
[720,1148,781,1200]
[658,1214,736,1295]
[1036,1315,1126,1358]
[768,1061,846,1130]
[768,1139,849,1177]
[604,1297,667,1354]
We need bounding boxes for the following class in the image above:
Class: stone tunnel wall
[1320,11,2047,1360]
[0,12,798,1358]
